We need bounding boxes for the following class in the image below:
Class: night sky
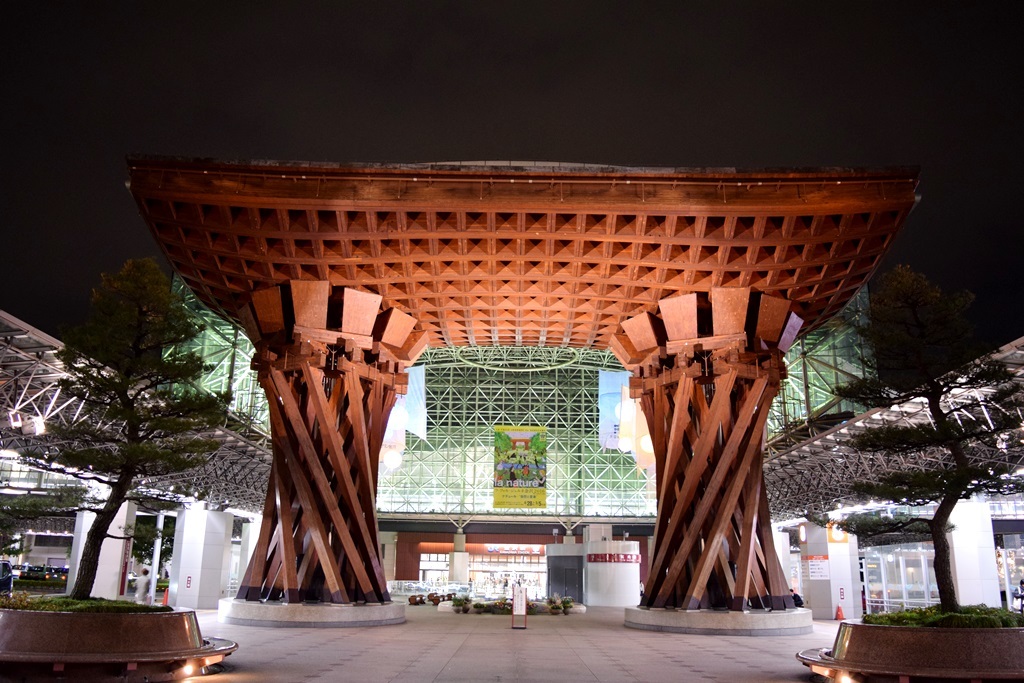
[4,3,1022,347]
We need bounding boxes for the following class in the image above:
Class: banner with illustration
[493,425,547,508]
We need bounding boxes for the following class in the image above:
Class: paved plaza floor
[192,605,837,682]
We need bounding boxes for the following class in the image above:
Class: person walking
[135,567,152,605]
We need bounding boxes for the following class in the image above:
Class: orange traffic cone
[835,604,845,620]
[162,588,169,606]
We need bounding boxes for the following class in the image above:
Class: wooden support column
[613,289,803,612]
[234,282,423,604]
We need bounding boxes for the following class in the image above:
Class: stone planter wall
[798,621,1024,681]
[0,608,236,682]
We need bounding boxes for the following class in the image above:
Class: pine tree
[834,266,1023,612]
[24,259,228,599]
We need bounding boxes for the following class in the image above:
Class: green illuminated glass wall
[179,284,869,519]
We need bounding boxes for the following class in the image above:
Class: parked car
[18,565,67,581]
[0,560,13,596]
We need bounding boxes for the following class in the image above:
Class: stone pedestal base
[624,606,813,636]
[218,598,405,628]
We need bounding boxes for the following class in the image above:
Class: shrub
[862,605,1024,628]
[0,594,172,613]
[12,579,67,591]
[929,612,1004,629]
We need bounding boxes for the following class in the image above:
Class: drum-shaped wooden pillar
[611,288,803,611]
[234,282,426,604]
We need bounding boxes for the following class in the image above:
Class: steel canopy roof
[126,158,919,349]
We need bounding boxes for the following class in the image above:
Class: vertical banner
[493,425,547,508]
[598,370,631,450]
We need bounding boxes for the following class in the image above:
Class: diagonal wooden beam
[651,374,768,607]
[647,371,740,604]
[756,475,794,610]
[268,368,373,600]
[269,435,300,603]
[343,369,382,534]
[263,373,349,603]
[237,455,278,601]
[729,450,764,610]
[680,386,774,608]
[301,364,388,598]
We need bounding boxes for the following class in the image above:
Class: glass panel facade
[176,283,870,520]
[862,542,939,613]
[172,278,269,434]
[767,289,870,453]
[997,531,1024,608]
[378,347,654,518]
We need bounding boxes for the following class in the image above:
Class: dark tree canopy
[21,258,228,599]
[833,266,1024,612]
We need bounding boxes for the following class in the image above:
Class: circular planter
[797,620,1024,681]
[0,608,237,682]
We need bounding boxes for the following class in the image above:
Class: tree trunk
[930,493,960,613]
[69,477,133,600]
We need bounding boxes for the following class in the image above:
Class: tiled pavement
[191,605,837,682]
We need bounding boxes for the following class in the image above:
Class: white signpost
[511,584,527,629]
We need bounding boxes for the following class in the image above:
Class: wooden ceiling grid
[127,159,919,350]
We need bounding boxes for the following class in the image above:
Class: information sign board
[511,584,527,629]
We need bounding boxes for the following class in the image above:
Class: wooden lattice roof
[127,158,919,349]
